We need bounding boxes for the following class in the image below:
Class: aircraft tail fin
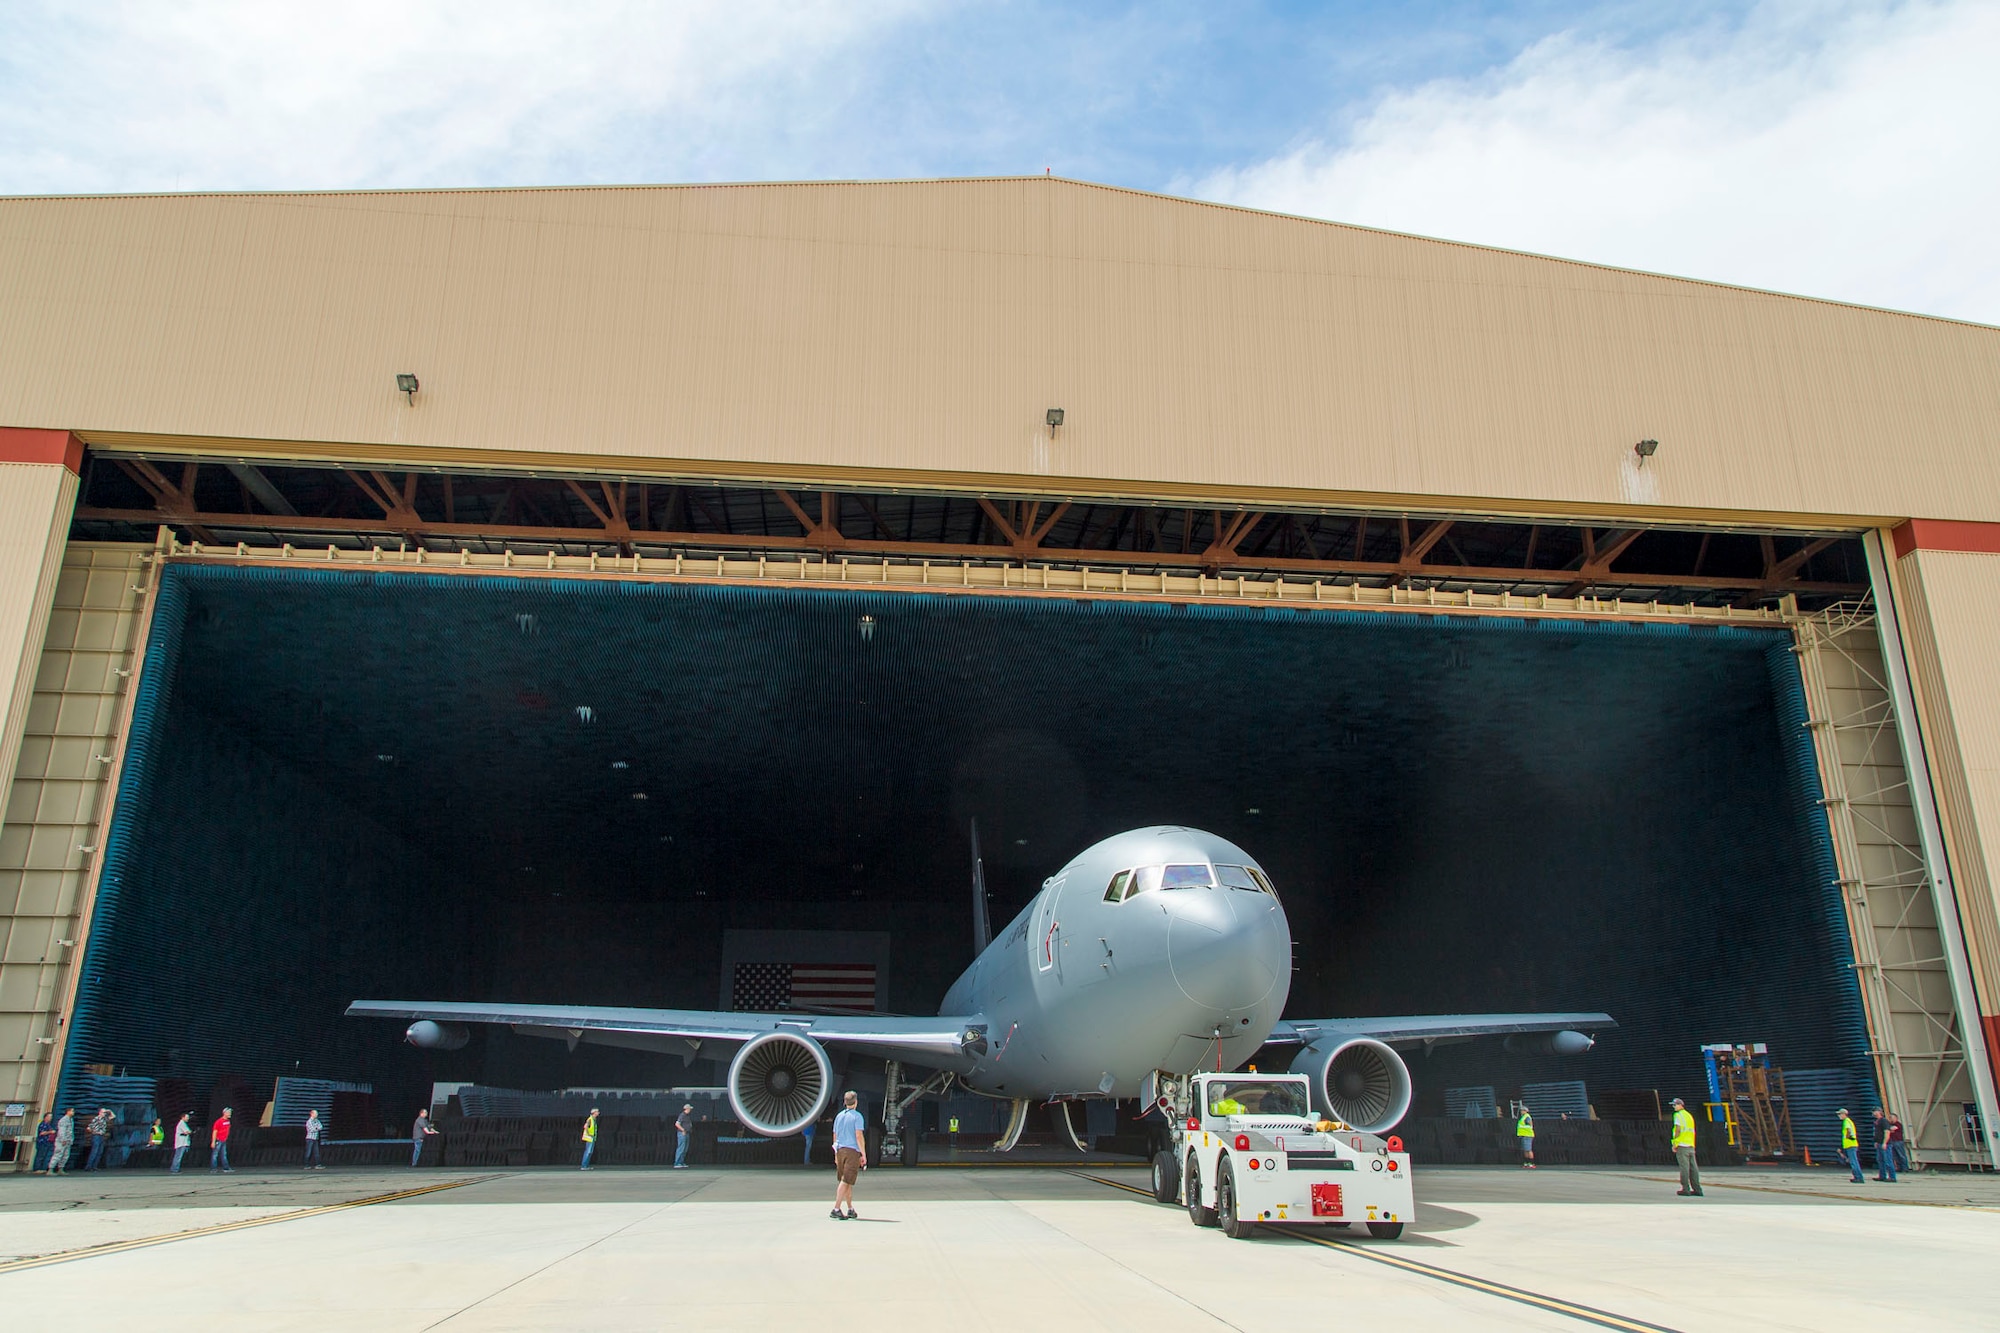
[970,818,992,954]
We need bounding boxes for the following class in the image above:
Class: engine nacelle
[1504,1029,1595,1056]
[728,1030,834,1136]
[405,1020,470,1051]
[1289,1036,1413,1134]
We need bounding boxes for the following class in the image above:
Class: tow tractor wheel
[1185,1157,1217,1227]
[1367,1222,1405,1240]
[1151,1150,1180,1205]
[1217,1159,1258,1240]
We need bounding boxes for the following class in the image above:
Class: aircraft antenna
[970,818,992,954]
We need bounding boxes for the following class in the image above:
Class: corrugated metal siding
[2,180,1997,522]
[0,543,146,1112]
[0,464,78,798]
[1894,550,2000,1022]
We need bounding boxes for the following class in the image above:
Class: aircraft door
[1034,877,1064,978]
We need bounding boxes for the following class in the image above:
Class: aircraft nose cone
[1167,889,1283,1010]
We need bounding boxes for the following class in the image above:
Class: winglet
[970,818,992,954]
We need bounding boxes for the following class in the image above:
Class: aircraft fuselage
[939,826,1291,1099]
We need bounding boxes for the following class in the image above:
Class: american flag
[731,962,878,1013]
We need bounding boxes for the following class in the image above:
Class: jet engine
[1290,1036,1413,1133]
[405,1020,470,1051]
[727,1031,834,1136]
[1504,1030,1595,1056]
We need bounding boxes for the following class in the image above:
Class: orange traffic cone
[1802,1145,1813,1167]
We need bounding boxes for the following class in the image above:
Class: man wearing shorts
[830,1090,866,1220]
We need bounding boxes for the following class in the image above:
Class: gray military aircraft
[350,825,1610,1148]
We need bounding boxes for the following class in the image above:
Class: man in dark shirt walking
[1873,1109,1899,1182]
[674,1104,693,1169]
[412,1109,438,1167]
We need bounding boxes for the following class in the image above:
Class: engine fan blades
[727,1031,833,1136]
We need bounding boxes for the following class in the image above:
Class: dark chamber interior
[63,565,1874,1125]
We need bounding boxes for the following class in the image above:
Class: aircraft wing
[1266,1012,1616,1048]
[345,999,985,1067]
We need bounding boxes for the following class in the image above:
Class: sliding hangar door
[16,477,1982,1165]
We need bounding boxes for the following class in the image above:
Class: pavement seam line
[1065,1170,1681,1333]
[0,1174,501,1275]
[974,1170,1243,1330]
[1605,1172,2000,1212]
[422,1175,717,1329]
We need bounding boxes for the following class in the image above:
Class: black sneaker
[845,1210,858,1220]
[830,1208,844,1220]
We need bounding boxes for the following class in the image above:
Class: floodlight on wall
[396,373,420,403]
[1634,438,1660,462]
[1046,408,1064,428]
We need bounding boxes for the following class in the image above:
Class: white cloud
[1187,1,2000,325]
[0,1,927,193]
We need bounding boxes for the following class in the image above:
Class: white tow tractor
[1145,1070,1413,1240]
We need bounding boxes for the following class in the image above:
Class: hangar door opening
[60,562,1874,1130]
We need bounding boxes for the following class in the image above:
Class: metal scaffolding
[1793,603,1986,1165]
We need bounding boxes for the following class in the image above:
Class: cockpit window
[1160,864,1215,889]
[1123,865,1164,900]
[1206,1080,1309,1117]
[1103,869,1131,903]
[1214,864,1276,896]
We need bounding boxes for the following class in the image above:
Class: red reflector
[1188,1118,1199,1131]
[1387,1160,1399,1171]
[1247,1157,1260,1169]
[1386,1135,1404,1153]
[1234,1134,1250,1151]
[1311,1182,1344,1218]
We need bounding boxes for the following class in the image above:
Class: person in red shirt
[210,1106,234,1173]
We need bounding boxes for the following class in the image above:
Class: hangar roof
[1,177,1996,525]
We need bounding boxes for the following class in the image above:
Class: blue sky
[2,1,1993,322]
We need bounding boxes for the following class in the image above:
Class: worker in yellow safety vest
[1837,1108,1863,1183]
[1670,1097,1701,1196]
[1516,1106,1535,1169]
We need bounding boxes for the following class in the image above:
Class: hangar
[1,177,1996,1168]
